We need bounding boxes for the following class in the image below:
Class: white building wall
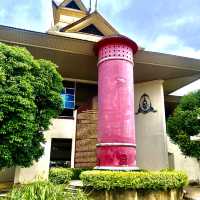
[14,135,51,184]
[14,112,77,184]
[135,80,169,170]
[168,137,200,181]
[134,80,200,180]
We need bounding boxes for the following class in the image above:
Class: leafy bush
[167,91,200,158]
[49,168,91,182]
[49,168,73,184]
[0,42,63,169]
[6,181,90,200]
[80,170,188,191]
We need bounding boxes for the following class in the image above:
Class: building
[1,0,200,183]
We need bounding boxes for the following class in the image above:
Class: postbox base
[94,166,139,171]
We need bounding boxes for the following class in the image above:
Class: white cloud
[0,0,53,32]
[98,0,132,15]
[41,0,54,31]
[0,9,6,19]
[143,34,200,96]
[11,4,34,30]
[81,0,132,15]
[173,46,200,60]
[150,35,178,51]
[146,34,200,59]
[163,16,198,29]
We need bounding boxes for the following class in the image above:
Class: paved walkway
[0,182,12,192]
[184,186,200,200]
[69,180,83,187]
[0,182,13,198]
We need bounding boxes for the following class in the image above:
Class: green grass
[6,181,90,200]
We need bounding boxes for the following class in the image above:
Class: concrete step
[0,192,7,198]
[69,180,83,188]
[184,186,200,200]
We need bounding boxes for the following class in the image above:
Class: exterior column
[95,36,138,170]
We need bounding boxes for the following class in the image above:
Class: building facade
[1,0,200,183]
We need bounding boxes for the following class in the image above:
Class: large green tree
[167,91,200,159]
[0,43,63,168]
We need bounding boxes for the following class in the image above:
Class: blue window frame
[61,88,75,109]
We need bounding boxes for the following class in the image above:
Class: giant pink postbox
[95,35,138,170]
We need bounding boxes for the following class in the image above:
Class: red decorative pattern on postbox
[98,44,133,63]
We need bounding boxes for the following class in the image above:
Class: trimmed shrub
[49,168,91,181]
[6,181,90,200]
[49,168,73,184]
[80,170,188,191]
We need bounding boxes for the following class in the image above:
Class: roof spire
[88,0,98,14]
[95,0,98,11]
[88,0,92,13]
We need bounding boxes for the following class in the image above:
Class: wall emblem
[136,93,157,114]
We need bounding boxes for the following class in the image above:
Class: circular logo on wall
[136,93,157,114]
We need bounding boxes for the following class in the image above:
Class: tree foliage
[0,43,63,168]
[167,91,200,159]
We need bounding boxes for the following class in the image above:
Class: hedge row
[49,168,73,184]
[49,168,91,184]
[80,170,188,191]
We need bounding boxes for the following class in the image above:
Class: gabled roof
[60,11,119,36]
[60,0,87,12]
[1,24,200,95]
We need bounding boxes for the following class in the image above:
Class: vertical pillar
[94,36,138,170]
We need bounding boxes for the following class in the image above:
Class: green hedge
[49,168,73,184]
[80,170,188,191]
[49,168,91,183]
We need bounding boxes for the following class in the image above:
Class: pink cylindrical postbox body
[95,36,138,170]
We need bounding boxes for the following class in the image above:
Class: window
[60,87,75,118]
[61,88,75,110]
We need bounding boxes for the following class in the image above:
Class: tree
[0,43,63,168]
[167,91,200,159]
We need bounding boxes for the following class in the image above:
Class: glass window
[61,87,75,110]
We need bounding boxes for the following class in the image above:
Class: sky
[0,0,200,95]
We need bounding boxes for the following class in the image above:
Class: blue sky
[0,0,200,95]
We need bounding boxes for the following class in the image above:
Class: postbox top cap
[94,35,138,55]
